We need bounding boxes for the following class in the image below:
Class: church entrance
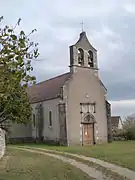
[82,123,94,145]
[81,112,96,145]
[80,102,96,145]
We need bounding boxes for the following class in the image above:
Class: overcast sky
[1,0,135,118]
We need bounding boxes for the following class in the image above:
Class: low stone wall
[8,137,34,144]
[0,128,5,159]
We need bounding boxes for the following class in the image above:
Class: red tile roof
[27,72,71,103]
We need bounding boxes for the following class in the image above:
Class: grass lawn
[16,141,135,171]
[0,148,93,180]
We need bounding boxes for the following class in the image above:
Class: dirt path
[17,146,135,180]
[15,147,108,180]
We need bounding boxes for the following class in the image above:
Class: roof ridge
[28,71,72,103]
[32,72,70,87]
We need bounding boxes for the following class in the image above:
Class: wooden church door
[83,124,93,145]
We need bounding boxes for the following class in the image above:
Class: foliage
[113,116,135,140]
[123,116,135,128]
[0,16,39,126]
[123,116,135,140]
[112,128,126,141]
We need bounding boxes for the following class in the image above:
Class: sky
[1,0,135,118]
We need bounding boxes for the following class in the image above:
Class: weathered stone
[0,128,5,159]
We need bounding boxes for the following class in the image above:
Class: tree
[112,116,135,141]
[123,116,135,140]
[0,16,39,128]
[123,116,135,128]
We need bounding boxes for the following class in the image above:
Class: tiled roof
[111,116,121,127]
[27,72,71,103]
[27,71,107,104]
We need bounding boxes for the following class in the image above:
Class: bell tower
[69,31,98,76]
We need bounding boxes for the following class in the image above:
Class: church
[9,31,111,146]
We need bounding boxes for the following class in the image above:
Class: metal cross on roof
[80,20,84,32]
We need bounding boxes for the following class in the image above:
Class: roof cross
[80,20,84,32]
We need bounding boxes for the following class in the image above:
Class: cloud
[124,3,135,14]
[110,99,135,119]
[1,0,135,116]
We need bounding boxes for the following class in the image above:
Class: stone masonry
[0,128,5,159]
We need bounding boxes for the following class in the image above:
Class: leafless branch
[0,116,8,124]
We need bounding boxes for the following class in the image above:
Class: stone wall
[0,128,5,159]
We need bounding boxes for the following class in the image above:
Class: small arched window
[88,50,94,67]
[78,48,84,65]
[49,111,52,127]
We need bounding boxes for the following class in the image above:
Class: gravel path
[16,147,106,180]
[19,147,135,180]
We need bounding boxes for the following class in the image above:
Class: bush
[112,116,135,141]
[123,116,135,140]
[125,126,135,140]
[112,128,126,141]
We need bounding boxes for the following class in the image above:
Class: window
[49,111,52,127]
[80,102,96,115]
[82,104,88,114]
[88,50,94,67]
[93,103,96,113]
[80,103,89,115]
[89,103,96,114]
[78,48,84,65]
[33,114,36,127]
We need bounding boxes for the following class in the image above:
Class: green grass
[0,148,93,180]
[20,147,129,180]
[14,141,135,171]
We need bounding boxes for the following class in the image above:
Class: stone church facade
[8,31,111,146]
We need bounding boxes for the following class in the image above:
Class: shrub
[113,116,135,141]
[125,125,135,140]
[112,128,126,141]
